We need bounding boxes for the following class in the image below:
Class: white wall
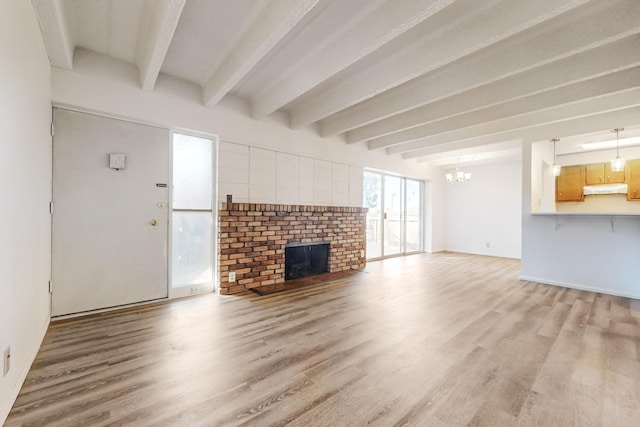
[50,50,442,250]
[0,0,52,422]
[443,159,522,259]
[522,141,640,299]
[530,140,556,212]
[51,49,429,179]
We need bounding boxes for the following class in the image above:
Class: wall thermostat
[109,153,126,170]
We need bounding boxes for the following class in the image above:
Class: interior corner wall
[0,0,53,422]
[521,141,640,299]
[443,159,522,259]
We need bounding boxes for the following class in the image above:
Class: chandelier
[445,161,471,183]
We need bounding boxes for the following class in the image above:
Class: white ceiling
[32,0,640,167]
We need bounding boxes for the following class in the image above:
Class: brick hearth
[218,203,367,295]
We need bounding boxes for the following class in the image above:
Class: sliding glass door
[405,178,423,252]
[364,173,383,258]
[384,175,403,256]
[363,171,423,260]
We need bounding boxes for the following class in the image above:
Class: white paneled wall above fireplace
[219,141,363,207]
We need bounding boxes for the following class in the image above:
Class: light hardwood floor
[6,253,640,426]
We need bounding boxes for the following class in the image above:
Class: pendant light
[610,128,625,172]
[551,138,561,177]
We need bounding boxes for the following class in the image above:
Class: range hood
[583,183,628,195]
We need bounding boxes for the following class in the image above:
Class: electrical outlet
[360,249,365,258]
[486,242,491,248]
[229,272,236,282]
[3,346,10,376]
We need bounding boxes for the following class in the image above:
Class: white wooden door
[52,109,169,316]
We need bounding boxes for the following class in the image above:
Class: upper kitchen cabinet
[627,159,640,201]
[556,165,585,202]
[585,163,625,185]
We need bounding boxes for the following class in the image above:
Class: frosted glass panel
[173,134,212,210]
[172,212,213,287]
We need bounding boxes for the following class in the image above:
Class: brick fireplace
[218,202,367,295]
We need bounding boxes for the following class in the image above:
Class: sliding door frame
[364,170,424,261]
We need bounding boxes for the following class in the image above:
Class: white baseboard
[519,275,640,300]
[0,317,50,424]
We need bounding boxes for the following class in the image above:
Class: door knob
[150,219,158,226]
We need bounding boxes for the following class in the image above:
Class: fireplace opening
[284,242,329,280]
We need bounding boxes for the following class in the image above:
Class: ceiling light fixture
[445,159,471,183]
[580,135,640,150]
[610,128,625,172]
[551,138,561,177]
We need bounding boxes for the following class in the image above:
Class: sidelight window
[171,133,215,292]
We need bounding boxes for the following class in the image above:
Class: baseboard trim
[519,275,640,300]
[0,317,50,424]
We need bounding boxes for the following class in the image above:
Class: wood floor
[6,253,640,426]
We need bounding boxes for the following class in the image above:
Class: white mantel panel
[332,163,349,206]
[218,141,249,203]
[276,152,300,205]
[314,159,333,206]
[348,166,364,207]
[249,147,276,204]
[299,156,315,205]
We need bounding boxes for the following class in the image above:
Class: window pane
[406,179,422,252]
[384,176,403,256]
[363,172,382,258]
[172,212,213,287]
[173,134,212,210]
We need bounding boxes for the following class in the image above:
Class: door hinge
[49,201,54,214]
[50,122,54,136]
[48,281,52,293]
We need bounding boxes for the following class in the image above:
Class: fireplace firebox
[284,242,330,280]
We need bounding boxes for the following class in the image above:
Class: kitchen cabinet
[585,162,625,185]
[556,165,585,202]
[627,159,640,200]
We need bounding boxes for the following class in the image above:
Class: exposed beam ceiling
[136,0,185,91]
[347,36,640,145]
[249,0,454,120]
[31,0,74,69]
[372,68,640,151]
[408,106,640,159]
[203,0,321,108]
[31,0,640,168]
